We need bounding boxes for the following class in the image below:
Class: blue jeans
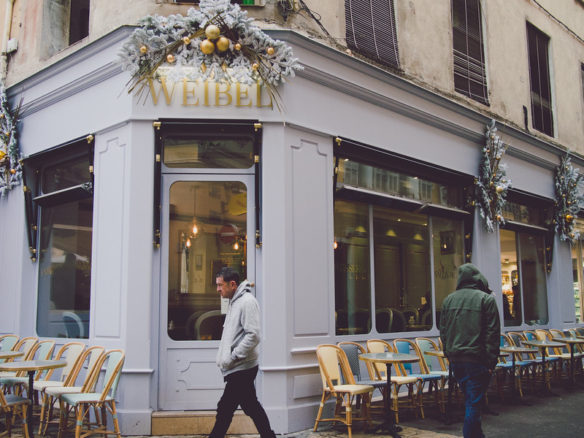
[451,362,491,438]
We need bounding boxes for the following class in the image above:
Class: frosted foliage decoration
[118,0,302,103]
[0,81,22,198]
[554,153,583,243]
[474,120,511,232]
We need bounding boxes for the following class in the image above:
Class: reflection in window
[167,181,247,340]
[500,229,548,326]
[572,239,583,323]
[334,200,464,334]
[36,155,93,339]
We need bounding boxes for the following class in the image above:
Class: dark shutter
[527,23,554,137]
[452,0,488,104]
[345,0,400,69]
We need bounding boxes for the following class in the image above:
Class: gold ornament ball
[166,54,175,63]
[10,168,16,174]
[267,47,275,55]
[183,36,191,45]
[495,185,504,194]
[496,214,502,221]
[140,45,148,54]
[252,63,259,71]
[234,43,242,51]
[200,39,215,55]
[216,36,230,52]
[0,150,6,160]
[205,24,221,40]
[566,214,574,222]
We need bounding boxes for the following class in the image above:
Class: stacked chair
[314,344,373,438]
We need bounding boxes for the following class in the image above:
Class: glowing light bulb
[192,224,199,235]
[233,242,239,250]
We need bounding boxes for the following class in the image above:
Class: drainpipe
[0,0,15,83]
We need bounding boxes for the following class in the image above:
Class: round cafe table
[0,359,67,434]
[359,352,419,438]
[552,337,584,385]
[499,346,537,399]
[0,351,24,361]
[521,339,565,394]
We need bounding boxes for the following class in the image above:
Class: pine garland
[554,153,583,243]
[474,120,511,232]
[118,0,302,105]
[0,81,22,198]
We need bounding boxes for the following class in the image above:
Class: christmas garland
[118,0,302,107]
[553,153,583,243]
[474,120,511,232]
[0,80,22,198]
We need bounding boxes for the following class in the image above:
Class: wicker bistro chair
[0,340,55,396]
[337,342,387,401]
[522,330,561,390]
[496,334,534,399]
[365,339,420,423]
[393,339,445,417]
[535,329,571,380]
[314,345,373,438]
[0,335,19,355]
[0,388,31,438]
[0,337,38,380]
[40,346,106,436]
[57,349,125,438]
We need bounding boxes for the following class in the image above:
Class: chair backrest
[534,329,550,341]
[46,342,86,383]
[337,341,364,382]
[390,309,406,332]
[195,310,226,340]
[523,330,537,341]
[366,339,394,379]
[393,338,424,375]
[95,349,125,401]
[0,335,19,351]
[15,336,39,360]
[316,344,353,390]
[23,340,56,379]
[507,331,524,347]
[375,308,393,333]
[576,327,584,337]
[415,337,446,372]
[66,345,106,389]
[549,329,564,338]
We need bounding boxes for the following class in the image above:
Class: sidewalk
[146,384,584,438]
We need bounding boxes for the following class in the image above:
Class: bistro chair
[337,341,387,401]
[57,349,125,438]
[535,329,570,380]
[40,346,106,436]
[0,389,31,438]
[0,335,19,353]
[0,337,38,379]
[0,339,55,396]
[365,339,420,423]
[496,333,533,399]
[313,344,373,438]
[393,339,444,417]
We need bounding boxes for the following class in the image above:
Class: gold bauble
[566,214,574,222]
[496,214,502,221]
[166,54,175,63]
[205,24,221,40]
[0,150,6,161]
[10,168,16,174]
[139,45,148,54]
[252,63,259,71]
[216,36,230,52]
[495,185,504,194]
[200,39,215,55]
[267,47,275,55]
[183,36,191,45]
[234,43,242,51]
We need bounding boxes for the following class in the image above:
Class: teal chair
[0,340,54,394]
[58,349,125,438]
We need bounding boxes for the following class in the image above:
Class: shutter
[452,0,488,104]
[527,23,553,136]
[345,0,400,68]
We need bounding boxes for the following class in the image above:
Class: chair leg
[110,401,122,438]
[313,393,326,432]
[344,394,353,438]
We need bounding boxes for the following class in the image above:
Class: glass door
[159,173,255,410]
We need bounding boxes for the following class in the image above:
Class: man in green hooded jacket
[440,263,500,438]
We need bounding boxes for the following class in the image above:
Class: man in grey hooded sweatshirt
[209,267,276,438]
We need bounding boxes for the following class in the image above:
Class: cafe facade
[1,24,582,435]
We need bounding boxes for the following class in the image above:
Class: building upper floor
[1,0,584,155]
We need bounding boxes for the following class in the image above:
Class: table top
[0,351,25,360]
[552,337,584,345]
[359,352,419,364]
[0,359,67,372]
[500,346,538,354]
[522,339,565,348]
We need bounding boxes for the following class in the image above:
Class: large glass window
[527,22,554,136]
[167,181,247,341]
[32,149,93,339]
[571,231,584,323]
[334,155,468,335]
[500,228,548,326]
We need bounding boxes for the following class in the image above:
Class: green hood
[456,263,492,294]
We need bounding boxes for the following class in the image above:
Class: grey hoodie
[216,280,261,376]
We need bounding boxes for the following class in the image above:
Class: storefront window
[163,135,254,169]
[500,228,548,326]
[167,181,247,340]
[34,152,93,339]
[571,238,584,323]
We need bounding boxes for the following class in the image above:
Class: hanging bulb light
[192,223,199,236]
[233,241,240,251]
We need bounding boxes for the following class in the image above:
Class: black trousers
[209,366,275,438]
